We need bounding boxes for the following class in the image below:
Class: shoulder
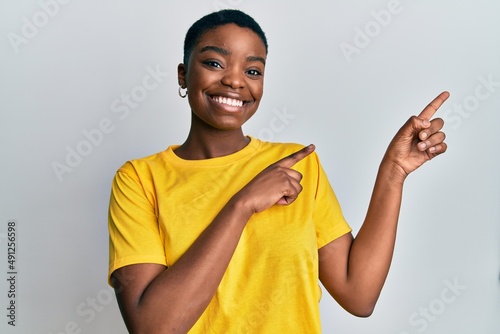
[114,148,173,181]
[252,137,310,156]
[252,137,320,165]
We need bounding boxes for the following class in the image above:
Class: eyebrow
[247,55,266,65]
[199,45,266,65]
[200,45,230,56]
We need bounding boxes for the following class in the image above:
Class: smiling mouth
[211,95,245,107]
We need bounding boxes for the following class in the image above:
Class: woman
[108,9,448,333]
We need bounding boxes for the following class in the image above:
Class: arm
[112,198,251,334]
[111,145,315,334]
[319,92,450,317]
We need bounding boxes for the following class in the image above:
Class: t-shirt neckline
[163,136,261,167]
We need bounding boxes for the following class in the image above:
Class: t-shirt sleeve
[108,162,167,286]
[311,153,352,249]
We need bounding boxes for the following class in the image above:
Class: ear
[177,63,187,88]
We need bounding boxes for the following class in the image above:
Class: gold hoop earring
[178,86,188,98]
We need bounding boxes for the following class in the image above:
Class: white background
[1,0,499,333]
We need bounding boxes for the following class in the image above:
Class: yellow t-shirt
[108,137,351,333]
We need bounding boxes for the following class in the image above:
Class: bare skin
[319,92,449,316]
[111,22,449,333]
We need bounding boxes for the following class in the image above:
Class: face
[178,24,267,132]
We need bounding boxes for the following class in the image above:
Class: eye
[246,69,262,77]
[203,60,223,69]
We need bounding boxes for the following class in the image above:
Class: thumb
[402,115,431,136]
[419,118,431,129]
[392,116,429,145]
[416,118,432,140]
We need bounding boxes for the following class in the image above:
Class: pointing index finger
[418,91,450,120]
[276,144,316,168]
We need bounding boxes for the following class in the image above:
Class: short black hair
[183,9,268,66]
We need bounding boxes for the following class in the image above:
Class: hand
[383,91,450,181]
[233,144,315,214]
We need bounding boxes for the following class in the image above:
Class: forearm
[120,198,252,334]
[345,161,405,312]
[321,92,449,316]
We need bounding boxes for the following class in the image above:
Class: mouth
[210,95,246,108]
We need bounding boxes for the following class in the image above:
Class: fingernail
[420,132,428,139]
[419,142,427,150]
[423,120,431,127]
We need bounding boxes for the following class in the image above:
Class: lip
[208,94,251,112]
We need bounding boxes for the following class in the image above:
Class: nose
[221,67,245,89]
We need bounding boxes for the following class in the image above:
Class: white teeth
[213,96,243,107]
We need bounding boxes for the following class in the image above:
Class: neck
[174,115,250,160]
